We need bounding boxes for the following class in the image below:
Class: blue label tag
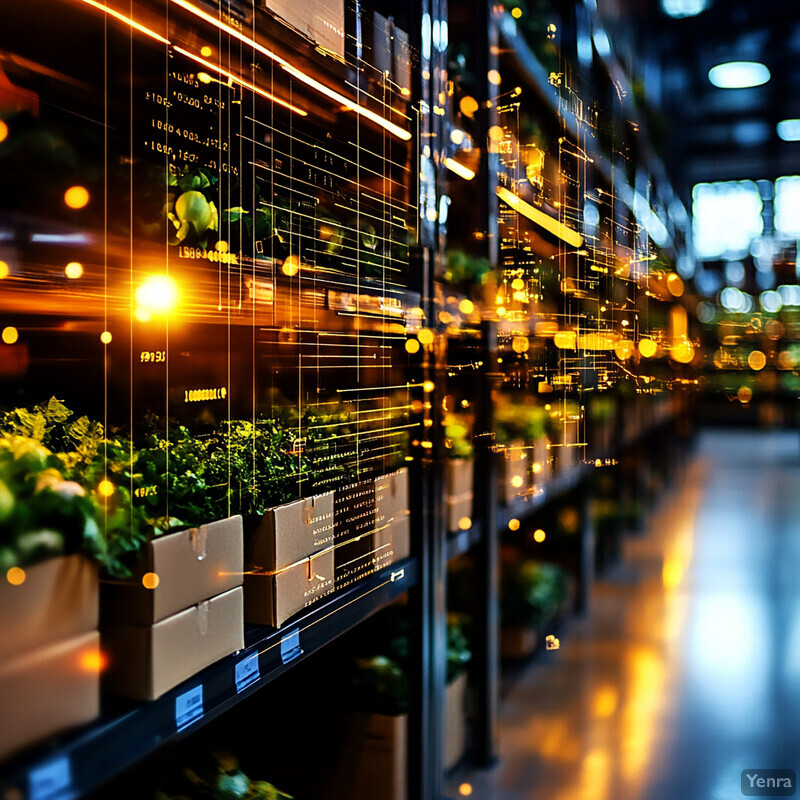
[280,629,302,664]
[175,685,204,732]
[29,757,72,800]
[235,652,260,693]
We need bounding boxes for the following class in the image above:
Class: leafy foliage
[501,559,568,629]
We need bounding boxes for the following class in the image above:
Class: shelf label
[235,652,260,693]
[280,629,302,664]
[175,685,204,732]
[390,568,405,583]
[29,757,72,800]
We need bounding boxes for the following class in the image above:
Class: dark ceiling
[650,0,800,198]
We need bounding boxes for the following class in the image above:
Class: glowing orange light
[405,339,421,354]
[533,528,546,543]
[458,516,472,530]
[511,6,523,18]
[79,648,108,673]
[200,45,213,57]
[281,254,301,276]
[488,69,502,85]
[459,299,475,314]
[77,0,169,43]
[459,96,479,117]
[508,518,520,531]
[459,784,473,797]
[100,331,113,344]
[97,479,115,498]
[511,474,524,488]
[593,686,618,717]
[65,261,84,279]
[142,572,160,590]
[0,261,8,279]
[444,157,476,180]
[2,326,18,345]
[423,380,435,393]
[488,125,505,142]
[0,120,7,143]
[64,185,90,209]
[136,274,179,315]
[638,338,657,358]
[418,328,434,345]
[737,385,753,404]
[748,350,767,371]
[533,462,542,474]
[667,272,684,297]
[6,567,25,586]
[554,331,576,349]
[496,186,584,248]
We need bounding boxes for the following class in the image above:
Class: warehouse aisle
[451,429,800,800]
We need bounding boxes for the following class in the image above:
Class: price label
[175,685,204,732]
[29,757,72,800]
[280,629,302,664]
[235,652,260,693]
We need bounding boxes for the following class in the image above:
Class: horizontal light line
[78,0,170,44]
[170,0,411,141]
[496,186,584,249]
[173,47,307,116]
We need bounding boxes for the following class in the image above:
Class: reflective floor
[450,429,800,800]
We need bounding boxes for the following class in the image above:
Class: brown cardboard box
[247,492,334,572]
[334,480,377,589]
[244,547,334,628]
[374,468,409,525]
[102,587,244,701]
[0,554,97,663]
[445,673,468,770]
[265,0,345,57]
[334,712,407,800]
[500,626,539,660]
[101,516,243,626]
[0,631,100,760]
[446,493,473,533]
[446,458,474,497]
[375,468,410,563]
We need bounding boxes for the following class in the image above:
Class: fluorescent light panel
[708,61,770,89]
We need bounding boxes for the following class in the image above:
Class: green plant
[494,396,549,444]
[501,558,568,629]
[444,412,474,459]
[145,749,291,800]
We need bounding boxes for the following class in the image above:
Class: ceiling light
[708,61,770,89]
[777,119,800,142]
[662,0,708,18]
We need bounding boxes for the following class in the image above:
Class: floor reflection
[449,429,800,800]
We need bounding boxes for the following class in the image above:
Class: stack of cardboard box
[0,554,101,759]
[244,492,336,628]
[101,516,244,701]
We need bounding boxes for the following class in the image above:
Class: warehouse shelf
[0,557,418,800]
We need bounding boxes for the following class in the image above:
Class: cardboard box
[0,631,100,760]
[244,547,334,628]
[375,468,410,562]
[445,672,468,770]
[334,712,407,800]
[446,458,474,497]
[374,468,409,526]
[446,493,473,533]
[0,554,97,663]
[500,626,539,660]
[247,492,334,572]
[103,587,244,701]
[101,516,243,626]
[265,0,345,57]
[334,480,377,589]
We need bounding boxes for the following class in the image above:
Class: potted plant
[500,554,568,660]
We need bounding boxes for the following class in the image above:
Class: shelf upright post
[402,0,447,794]
[469,0,502,769]
[472,319,501,768]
